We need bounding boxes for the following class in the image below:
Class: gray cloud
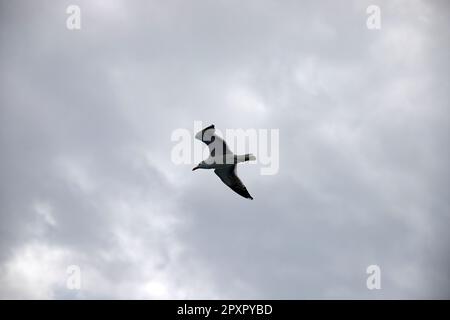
[0,0,448,299]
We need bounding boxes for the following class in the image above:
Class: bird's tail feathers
[245,154,256,161]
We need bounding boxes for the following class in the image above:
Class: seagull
[192,124,255,200]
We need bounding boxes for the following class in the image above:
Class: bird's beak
[192,166,199,171]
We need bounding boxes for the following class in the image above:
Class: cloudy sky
[0,0,449,299]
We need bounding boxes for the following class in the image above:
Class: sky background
[0,0,449,299]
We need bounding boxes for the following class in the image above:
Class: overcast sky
[0,0,449,299]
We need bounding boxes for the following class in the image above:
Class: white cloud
[0,243,70,299]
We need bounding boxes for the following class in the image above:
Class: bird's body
[198,154,255,169]
[192,124,255,200]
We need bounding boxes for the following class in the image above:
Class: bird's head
[192,161,206,171]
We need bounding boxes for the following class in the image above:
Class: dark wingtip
[249,196,254,200]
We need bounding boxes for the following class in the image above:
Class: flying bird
[192,124,255,200]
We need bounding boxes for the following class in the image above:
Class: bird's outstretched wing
[214,165,253,200]
[195,124,232,156]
